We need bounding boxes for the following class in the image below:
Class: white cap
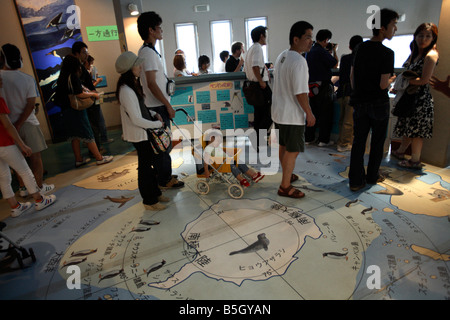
[115,51,144,74]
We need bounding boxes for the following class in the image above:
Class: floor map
[0,142,449,300]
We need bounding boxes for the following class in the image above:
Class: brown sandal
[278,185,305,198]
[290,174,299,183]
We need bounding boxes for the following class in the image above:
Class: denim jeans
[149,105,173,186]
[230,163,250,178]
[349,99,390,186]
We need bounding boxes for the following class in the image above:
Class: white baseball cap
[115,51,144,74]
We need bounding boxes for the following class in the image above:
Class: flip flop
[278,185,305,198]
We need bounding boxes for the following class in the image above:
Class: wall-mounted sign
[86,25,119,42]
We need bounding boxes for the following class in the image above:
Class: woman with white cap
[115,51,169,211]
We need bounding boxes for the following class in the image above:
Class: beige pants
[337,96,354,147]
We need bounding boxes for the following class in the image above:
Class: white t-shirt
[244,42,269,82]
[138,45,170,108]
[0,69,40,126]
[271,49,310,125]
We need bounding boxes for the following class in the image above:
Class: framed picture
[13,0,83,142]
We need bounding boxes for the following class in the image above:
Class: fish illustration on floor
[345,199,359,207]
[361,207,375,215]
[70,249,97,257]
[60,257,87,269]
[99,269,124,283]
[98,169,131,182]
[130,226,151,233]
[139,219,160,226]
[229,233,270,256]
[322,252,348,260]
[144,260,166,276]
[104,196,135,208]
[298,185,324,192]
[429,188,450,202]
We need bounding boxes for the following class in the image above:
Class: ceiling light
[128,3,139,16]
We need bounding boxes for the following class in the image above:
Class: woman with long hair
[55,54,113,167]
[392,22,439,169]
[115,51,168,211]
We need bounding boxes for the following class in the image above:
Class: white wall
[120,0,442,71]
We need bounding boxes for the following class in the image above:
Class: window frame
[244,16,269,63]
[210,19,233,73]
[174,22,200,73]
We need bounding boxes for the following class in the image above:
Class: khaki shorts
[19,122,47,154]
[275,123,305,153]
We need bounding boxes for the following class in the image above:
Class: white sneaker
[40,183,55,195]
[318,141,334,147]
[19,187,29,197]
[11,202,32,218]
[35,195,56,211]
[96,155,113,165]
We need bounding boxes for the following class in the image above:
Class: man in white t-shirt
[272,21,316,199]
[0,44,54,196]
[244,26,272,152]
[137,11,184,189]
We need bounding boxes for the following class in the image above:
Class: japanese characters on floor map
[170,80,254,136]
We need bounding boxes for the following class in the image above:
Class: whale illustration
[229,233,270,256]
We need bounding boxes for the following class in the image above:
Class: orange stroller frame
[172,109,246,199]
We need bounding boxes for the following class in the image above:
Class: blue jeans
[349,99,389,187]
[230,163,250,178]
[149,105,173,186]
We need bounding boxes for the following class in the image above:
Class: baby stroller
[172,109,246,199]
[0,221,36,273]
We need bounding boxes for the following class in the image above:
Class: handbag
[243,67,272,106]
[68,76,94,111]
[148,127,172,154]
[392,91,417,118]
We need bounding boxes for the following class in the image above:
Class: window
[154,40,167,74]
[363,34,414,68]
[245,17,268,63]
[175,23,199,73]
[210,20,232,72]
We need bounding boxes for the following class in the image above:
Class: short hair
[349,35,363,50]
[289,21,313,45]
[137,11,163,41]
[316,29,332,42]
[1,43,22,69]
[72,41,88,54]
[198,55,210,69]
[251,26,268,43]
[219,50,229,62]
[231,42,243,54]
[372,8,399,36]
[173,54,186,70]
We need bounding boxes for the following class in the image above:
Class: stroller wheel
[228,184,244,199]
[196,181,210,195]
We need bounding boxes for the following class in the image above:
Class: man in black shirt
[348,8,398,191]
[225,41,244,72]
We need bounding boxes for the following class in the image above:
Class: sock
[12,203,20,209]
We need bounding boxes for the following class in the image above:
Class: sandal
[391,149,405,160]
[278,185,305,198]
[398,159,423,169]
[290,174,299,183]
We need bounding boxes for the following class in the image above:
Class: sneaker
[39,183,55,195]
[19,187,29,197]
[35,195,56,211]
[159,177,185,189]
[75,157,91,168]
[252,172,265,183]
[337,144,352,152]
[158,195,170,202]
[240,179,250,187]
[96,155,114,166]
[144,202,166,211]
[11,202,32,218]
[318,141,334,147]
